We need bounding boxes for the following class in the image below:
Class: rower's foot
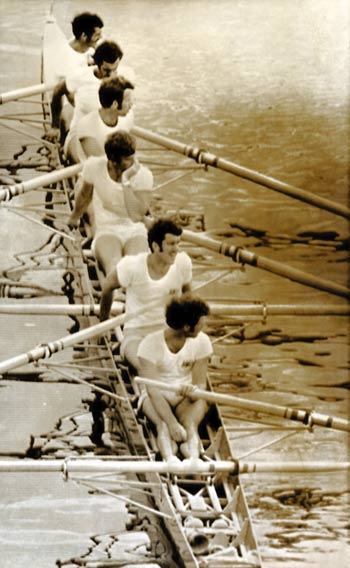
[167,454,181,463]
[179,441,192,459]
[180,430,201,459]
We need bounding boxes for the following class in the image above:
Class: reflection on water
[0,0,349,566]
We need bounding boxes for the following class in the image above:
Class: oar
[132,125,350,220]
[0,298,164,375]
[0,302,124,316]
[0,164,82,202]
[182,229,349,300]
[0,314,124,375]
[0,458,348,475]
[0,302,348,317]
[0,82,55,104]
[135,377,350,432]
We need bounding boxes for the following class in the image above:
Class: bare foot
[167,454,181,463]
[179,441,191,459]
[180,429,200,459]
[157,423,179,461]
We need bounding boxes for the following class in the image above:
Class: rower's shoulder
[190,331,213,353]
[175,251,192,266]
[134,164,154,188]
[82,154,106,174]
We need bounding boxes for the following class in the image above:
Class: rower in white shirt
[75,76,135,162]
[137,296,213,462]
[68,131,153,276]
[100,219,192,370]
[46,40,134,155]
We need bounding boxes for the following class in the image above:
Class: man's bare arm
[45,81,70,142]
[51,80,70,127]
[80,136,101,159]
[67,179,93,227]
[191,357,209,390]
[100,270,121,321]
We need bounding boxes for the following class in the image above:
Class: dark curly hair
[166,296,209,331]
[104,131,136,162]
[72,13,103,40]
[99,77,134,109]
[94,41,123,67]
[147,219,182,251]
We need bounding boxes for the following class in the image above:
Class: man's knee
[124,338,141,371]
[180,399,207,426]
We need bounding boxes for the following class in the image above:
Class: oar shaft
[209,303,349,317]
[0,82,55,104]
[132,126,349,219]
[0,458,235,475]
[0,299,162,375]
[0,313,126,375]
[0,303,123,316]
[0,459,348,475]
[135,377,350,432]
[0,302,348,317]
[183,230,349,299]
[0,164,82,202]
[239,462,350,474]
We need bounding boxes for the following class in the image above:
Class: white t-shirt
[137,330,213,389]
[48,41,92,85]
[76,109,135,161]
[117,252,192,331]
[65,64,135,154]
[82,156,153,231]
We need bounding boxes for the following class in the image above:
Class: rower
[68,131,153,276]
[137,296,213,462]
[46,13,103,139]
[51,12,104,83]
[100,219,192,371]
[67,12,104,69]
[46,40,134,155]
[75,76,135,162]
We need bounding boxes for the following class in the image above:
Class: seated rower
[68,131,153,276]
[50,12,104,85]
[75,76,134,162]
[46,40,134,153]
[100,219,192,370]
[137,296,213,462]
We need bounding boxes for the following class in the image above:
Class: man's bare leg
[124,235,148,256]
[123,337,142,372]
[176,399,208,459]
[94,234,123,277]
[142,397,179,461]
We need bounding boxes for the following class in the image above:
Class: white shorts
[91,222,147,254]
[120,324,163,359]
[136,384,184,414]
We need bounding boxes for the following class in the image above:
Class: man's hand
[67,213,80,230]
[181,385,198,401]
[122,158,140,186]
[43,127,60,143]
